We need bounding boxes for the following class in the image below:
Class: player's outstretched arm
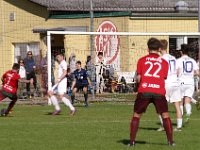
[19,78,33,83]
[71,79,76,90]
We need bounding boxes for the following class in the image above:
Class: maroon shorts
[0,90,6,101]
[0,90,17,101]
[134,93,168,114]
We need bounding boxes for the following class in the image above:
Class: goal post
[47,31,200,105]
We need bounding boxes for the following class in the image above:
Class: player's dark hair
[12,63,20,70]
[76,60,81,65]
[18,59,24,64]
[147,38,161,51]
[181,44,189,55]
[98,52,103,56]
[86,55,91,63]
[160,39,168,50]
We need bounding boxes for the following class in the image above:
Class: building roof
[29,0,198,12]
[32,26,88,33]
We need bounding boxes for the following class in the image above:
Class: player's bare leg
[58,94,75,115]
[180,100,184,116]
[5,98,17,115]
[173,101,182,131]
[48,91,61,115]
[184,96,192,121]
[71,88,78,105]
[83,87,88,107]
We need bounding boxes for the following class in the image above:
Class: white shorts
[180,84,194,98]
[52,78,67,95]
[165,86,182,103]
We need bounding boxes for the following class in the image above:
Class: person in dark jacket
[24,51,37,98]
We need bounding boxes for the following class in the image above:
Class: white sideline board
[117,72,136,84]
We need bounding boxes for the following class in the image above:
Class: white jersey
[54,60,67,94]
[19,66,26,78]
[177,55,198,85]
[58,60,67,78]
[162,54,179,86]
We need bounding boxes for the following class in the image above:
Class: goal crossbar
[47,31,200,36]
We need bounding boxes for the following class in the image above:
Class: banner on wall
[95,21,120,71]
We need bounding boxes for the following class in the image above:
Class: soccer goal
[46,30,200,104]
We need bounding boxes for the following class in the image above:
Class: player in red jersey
[0,63,33,116]
[129,38,174,146]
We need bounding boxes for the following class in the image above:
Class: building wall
[128,19,198,71]
[0,0,48,74]
[0,0,129,75]
[0,0,199,76]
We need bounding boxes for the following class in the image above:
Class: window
[14,42,40,65]
[169,36,199,60]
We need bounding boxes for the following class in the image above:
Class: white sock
[185,103,192,116]
[158,115,163,126]
[180,105,184,116]
[177,118,183,128]
[50,95,60,111]
[191,98,197,104]
[62,97,75,111]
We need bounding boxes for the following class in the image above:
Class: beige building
[0,0,199,77]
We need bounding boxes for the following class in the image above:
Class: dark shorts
[0,90,17,101]
[74,83,88,91]
[134,93,168,114]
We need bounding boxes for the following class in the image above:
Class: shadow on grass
[156,122,177,126]
[117,139,146,145]
[117,139,167,146]
[139,127,158,130]
[45,112,61,115]
[0,115,14,118]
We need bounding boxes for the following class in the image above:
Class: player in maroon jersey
[129,38,174,146]
[0,63,33,116]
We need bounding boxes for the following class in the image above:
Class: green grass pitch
[0,102,200,150]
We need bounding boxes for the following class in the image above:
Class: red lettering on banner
[95,21,120,64]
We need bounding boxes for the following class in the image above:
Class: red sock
[130,117,140,143]
[162,117,173,143]
[6,99,17,114]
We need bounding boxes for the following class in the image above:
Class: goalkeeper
[70,61,92,107]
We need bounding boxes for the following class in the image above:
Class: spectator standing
[40,56,48,96]
[95,52,106,94]
[24,51,37,98]
[69,53,76,73]
[85,56,95,99]
[17,59,27,98]
[18,59,26,79]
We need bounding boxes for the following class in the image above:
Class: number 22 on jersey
[144,61,161,78]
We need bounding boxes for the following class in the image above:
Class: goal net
[46,31,200,98]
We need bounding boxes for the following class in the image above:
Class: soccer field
[0,102,200,150]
